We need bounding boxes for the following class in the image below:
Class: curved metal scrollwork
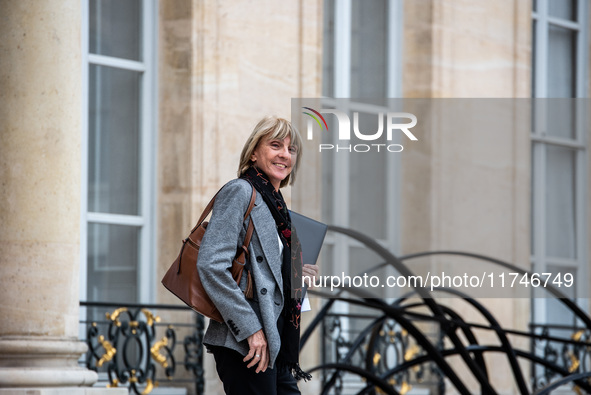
[530,324,591,392]
[86,307,163,394]
[81,224,591,394]
[184,315,205,395]
[299,225,591,395]
[82,302,204,395]
[150,325,176,377]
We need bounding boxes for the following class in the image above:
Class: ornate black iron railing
[305,302,591,395]
[79,301,204,395]
[78,224,591,394]
[319,310,444,394]
[530,323,591,392]
[297,225,591,395]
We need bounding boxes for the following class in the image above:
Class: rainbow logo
[302,107,329,131]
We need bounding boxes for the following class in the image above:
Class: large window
[531,0,588,324]
[321,1,403,390]
[322,0,403,284]
[80,0,158,306]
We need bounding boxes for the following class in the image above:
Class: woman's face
[251,135,297,190]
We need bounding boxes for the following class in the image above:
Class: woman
[198,116,319,395]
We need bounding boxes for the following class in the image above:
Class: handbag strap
[178,183,256,275]
[240,204,255,257]
[239,186,256,256]
[191,182,256,233]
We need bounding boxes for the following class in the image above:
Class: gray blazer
[198,178,285,368]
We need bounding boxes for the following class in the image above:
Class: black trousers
[211,345,301,395]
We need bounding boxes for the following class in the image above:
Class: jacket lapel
[249,194,283,289]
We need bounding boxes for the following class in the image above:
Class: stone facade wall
[402,1,533,392]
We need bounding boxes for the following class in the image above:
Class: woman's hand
[244,329,269,373]
[303,264,320,288]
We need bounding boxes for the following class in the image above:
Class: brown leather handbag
[161,184,256,323]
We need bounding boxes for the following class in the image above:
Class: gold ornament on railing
[571,329,584,342]
[142,378,157,394]
[373,352,381,366]
[151,336,169,368]
[399,380,412,395]
[141,308,161,327]
[105,307,128,327]
[567,351,580,373]
[107,378,119,388]
[97,335,117,367]
[404,344,419,361]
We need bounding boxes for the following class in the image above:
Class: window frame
[79,0,158,304]
[324,0,403,285]
[530,0,588,321]
[319,4,404,389]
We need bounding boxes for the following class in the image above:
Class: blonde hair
[238,116,303,188]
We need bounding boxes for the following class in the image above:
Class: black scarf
[241,166,311,381]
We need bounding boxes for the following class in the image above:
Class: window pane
[546,99,576,139]
[544,265,576,328]
[350,0,388,98]
[349,112,388,239]
[548,0,576,21]
[87,223,139,303]
[530,143,535,255]
[88,65,141,215]
[322,0,335,97]
[89,0,142,61]
[321,119,336,226]
[531,21,536,97]
[547,25,576,98]
[545,146,576,259]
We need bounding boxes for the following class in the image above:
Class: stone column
[0,1,124,394]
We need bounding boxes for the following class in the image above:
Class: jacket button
[260,288,267,295]
[256,256,263,262]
